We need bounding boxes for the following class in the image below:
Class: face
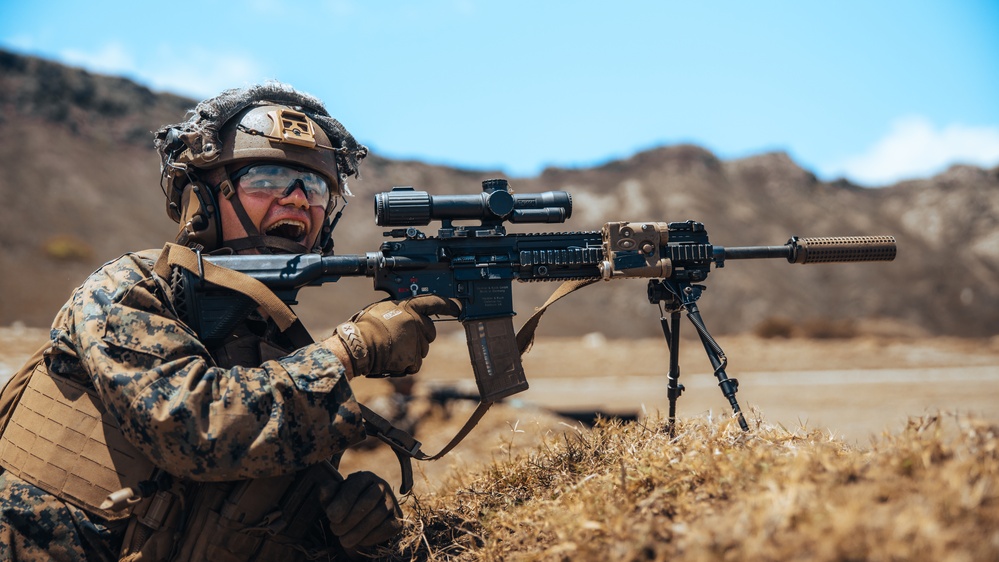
[218,163,332,252]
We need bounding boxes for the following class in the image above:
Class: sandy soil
[3,324,997,494]
[411,330,999,439]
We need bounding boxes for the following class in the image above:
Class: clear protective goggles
[230,163,333,209]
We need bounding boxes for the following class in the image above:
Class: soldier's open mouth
[266,219,307,241]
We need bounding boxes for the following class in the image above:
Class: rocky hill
[1,49,997,338]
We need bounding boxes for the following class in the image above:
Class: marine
[0,82,457,561]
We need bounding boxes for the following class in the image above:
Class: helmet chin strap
[216,177,311,255]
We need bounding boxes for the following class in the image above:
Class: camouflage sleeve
[49,253,365,482]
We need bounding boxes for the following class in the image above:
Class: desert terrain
[4,321,996,495]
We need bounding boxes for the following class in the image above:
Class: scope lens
[375,190,432,226]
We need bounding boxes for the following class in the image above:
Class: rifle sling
[517,278,599,355]
[355,401,493,494]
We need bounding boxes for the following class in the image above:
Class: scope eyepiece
[375,179,573,226]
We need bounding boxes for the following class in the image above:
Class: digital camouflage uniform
[0,472,123,562]
[0,249,366,560]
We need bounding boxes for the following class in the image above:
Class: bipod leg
[684,303,749,431]
[660,310,684,437]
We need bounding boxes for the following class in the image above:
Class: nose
[278,180,310,209]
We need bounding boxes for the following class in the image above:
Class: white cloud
[60,42,136,75]
[143,48,264,99]
[38,41,264,99]
[4,35,38,52]
[833,116,999,186]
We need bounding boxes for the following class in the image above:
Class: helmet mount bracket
[268,109,318,148]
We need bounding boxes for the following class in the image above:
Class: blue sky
[2,1,998,186]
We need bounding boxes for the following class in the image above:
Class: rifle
[176,178,896,459]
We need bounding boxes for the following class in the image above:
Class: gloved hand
[320,471,403,550]
[334,295,460,377]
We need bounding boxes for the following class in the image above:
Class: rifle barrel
[719,245,792,260]
[719,236,896,264]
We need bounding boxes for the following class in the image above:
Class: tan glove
[334,295,460,377]
[320,471,403,550]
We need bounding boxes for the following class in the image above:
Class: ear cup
[190,214,208,232]
[177,182,220,249]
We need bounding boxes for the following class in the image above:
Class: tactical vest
[0,248,351,561]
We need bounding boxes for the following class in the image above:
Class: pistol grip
[463,317,529,402]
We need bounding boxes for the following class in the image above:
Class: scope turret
[375,179,572,226]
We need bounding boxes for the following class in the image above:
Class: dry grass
[367,411,998,561]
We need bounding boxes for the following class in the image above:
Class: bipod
[648,279,750,435]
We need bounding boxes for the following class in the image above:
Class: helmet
[154,82,367,254]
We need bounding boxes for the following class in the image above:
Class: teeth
[266,219,306,240]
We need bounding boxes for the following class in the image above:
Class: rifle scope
[375,179,572,226]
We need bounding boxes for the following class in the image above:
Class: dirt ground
[411,328,999,441]
[2,323,997,494]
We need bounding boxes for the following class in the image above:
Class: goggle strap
[222,181,270,251]
[328,199,347,233]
